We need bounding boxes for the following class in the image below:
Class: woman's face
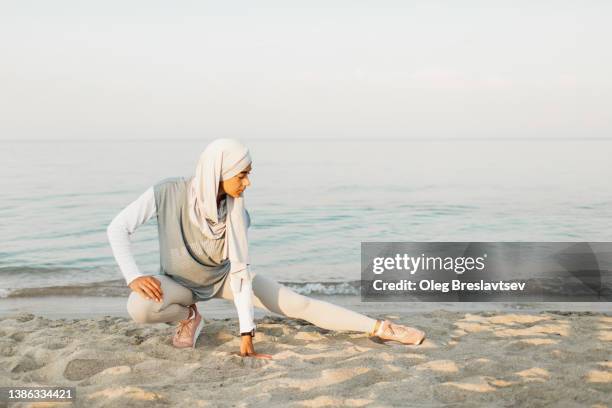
[219,164,252,198]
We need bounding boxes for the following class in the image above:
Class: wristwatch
[240,328,255,338]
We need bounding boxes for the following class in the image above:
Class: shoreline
[1,295,611,320]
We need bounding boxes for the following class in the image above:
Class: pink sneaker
[374,320,426,345]
[172,304,204,349]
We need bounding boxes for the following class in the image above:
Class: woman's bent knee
[127,291,158,324]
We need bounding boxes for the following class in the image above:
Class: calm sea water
[1,139,611,297]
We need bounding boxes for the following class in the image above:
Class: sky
[1,0,611,140]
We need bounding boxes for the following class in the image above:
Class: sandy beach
[1,309,611,408]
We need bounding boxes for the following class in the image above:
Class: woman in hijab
[107,139,425,358]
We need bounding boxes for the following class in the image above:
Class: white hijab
[187,139,251,275]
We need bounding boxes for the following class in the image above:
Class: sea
[1,138,611,305]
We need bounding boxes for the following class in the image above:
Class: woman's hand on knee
[128,276,163,303]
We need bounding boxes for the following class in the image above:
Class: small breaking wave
[282,281,360,296]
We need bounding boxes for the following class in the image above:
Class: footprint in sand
[11,354,44,373]
[9,332,26,342]
[199,329,236,347]
[0,337,18,357]
[229,354,271,369]
[44,341,68,350]
[124,328,143,337]
[1,345,16,358]
[63,358,122,381]
[257,326,285,337]
[504,338,560,351]
[15,313,35,323]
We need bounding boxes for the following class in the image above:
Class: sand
[1,311,611,408]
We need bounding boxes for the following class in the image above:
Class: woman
[107,139,425,359]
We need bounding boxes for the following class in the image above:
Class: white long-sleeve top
[106,187,255,333]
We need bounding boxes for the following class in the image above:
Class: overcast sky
[1,1,611,140]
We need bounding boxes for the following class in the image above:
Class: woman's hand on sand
[128,276,163,303]
[239,335,272,359]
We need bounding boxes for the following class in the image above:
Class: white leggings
[127,273,377,333]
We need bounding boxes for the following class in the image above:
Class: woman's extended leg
[127,275,196,324]
[215,272,378,333]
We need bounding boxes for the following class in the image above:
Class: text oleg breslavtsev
[372,280,527,293]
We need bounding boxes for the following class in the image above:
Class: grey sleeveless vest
[154,177,231,301]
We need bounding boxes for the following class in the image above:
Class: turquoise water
[1,139,611,296]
